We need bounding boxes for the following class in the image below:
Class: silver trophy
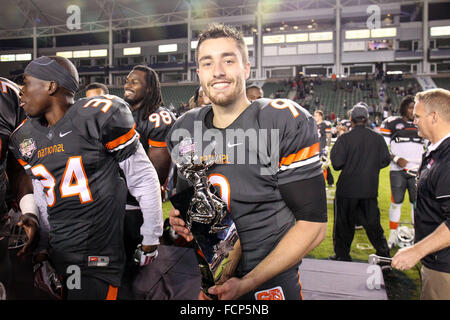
[170,140,239,298]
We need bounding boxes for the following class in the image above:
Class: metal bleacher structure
[3,0,450,301]
[1,0,450,116]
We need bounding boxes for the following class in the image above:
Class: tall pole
[108,16,113,85]
[335,0,341,77]
[422,0,429,74]
[33,24,38,59]
[187,3,192,82]
[256,0,263,79]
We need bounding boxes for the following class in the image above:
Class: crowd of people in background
[0,24,448,302]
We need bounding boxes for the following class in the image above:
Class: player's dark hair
[195,23,248,66]
[399,95,415,117]
[132,65,164,120]
[85,82,109,94]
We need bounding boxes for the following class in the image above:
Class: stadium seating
[433,77,450,90]
[161,85,198,108]
[383,78,420,108]
[295,79,379,118]
[262,82,289,99]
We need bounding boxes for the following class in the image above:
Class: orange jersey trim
[279,143,320,167]
[105,124,136,151]
[148,139,167,148]
[17,158,29,167]
[105,285,118,300]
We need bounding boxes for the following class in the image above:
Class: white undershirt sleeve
[32,179,50,252]
[119,143,163,246]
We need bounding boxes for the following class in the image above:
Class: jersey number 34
[31,156,93,207]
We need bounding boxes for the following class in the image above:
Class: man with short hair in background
[85,82,109,98]
[246,85,264,102]
[392,88,450,300]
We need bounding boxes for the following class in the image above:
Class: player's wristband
[393,156,400,164]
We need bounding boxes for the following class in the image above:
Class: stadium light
[387,71,403,75]
[309,32,333,41]
[15,53,32,61]
[244,37,254,46]
[345,29,371,39]
[0,54,15,62]
[0,53,32,62]
[123,47,141,56]
[370,27,397,38]
[159,44,177,53]
[430,26,450,37]
[263,35,285,44]
[73,50,90,58]
[90,49,107,57]
[56,51,73,58]
[286,33,309,43]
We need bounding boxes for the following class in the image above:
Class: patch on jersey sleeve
[19,138,37,160]
[255,286,285,300]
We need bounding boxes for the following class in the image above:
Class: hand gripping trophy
[170,140,239,299]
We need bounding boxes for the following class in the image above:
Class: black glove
[33,259,63,300]
[16,213,40,256]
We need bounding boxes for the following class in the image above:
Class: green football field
[161,165,421,300]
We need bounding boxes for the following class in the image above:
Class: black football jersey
[126,106,176,207]
[380,116,424,171]
[9,95,139,286]
[317,121,331,155]
[166,98,322,275]
[0,77,25,215]
[132,106,176,150]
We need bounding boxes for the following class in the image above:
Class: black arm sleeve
[279,174,328,222]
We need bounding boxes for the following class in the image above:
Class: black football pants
[333,197,390,260]
[0,237,11,294]
[64,275,119,300]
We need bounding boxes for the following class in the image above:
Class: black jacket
[415,136,450,273]
[331,125,391,198]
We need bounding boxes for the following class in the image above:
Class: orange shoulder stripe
[105,124,136,151]
[280,142,319,167]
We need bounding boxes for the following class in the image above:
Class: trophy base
[170,186,239,301]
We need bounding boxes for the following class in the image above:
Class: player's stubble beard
[202,75,245,108]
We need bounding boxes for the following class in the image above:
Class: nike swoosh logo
[59,131,72,137]
[227,142,243,148]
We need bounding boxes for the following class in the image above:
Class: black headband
[24,56,79,94]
